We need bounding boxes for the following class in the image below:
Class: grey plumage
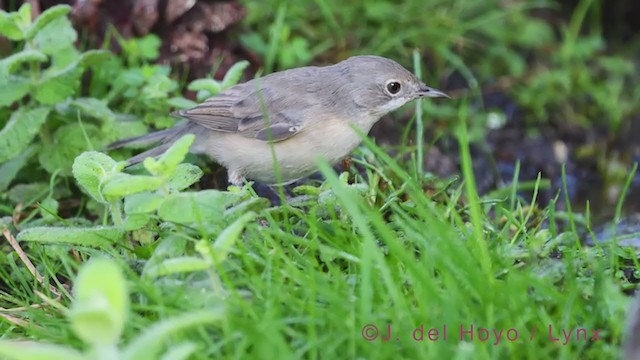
[108,55,448,185]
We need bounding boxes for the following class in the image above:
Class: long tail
[107,127,182,166]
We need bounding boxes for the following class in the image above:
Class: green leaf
[124,193,164,214]
[7,182,47,204]
[0,341,85,360]
[112,120,148,145]
[167,97,198,110]
[221,60,249,89]
[142,74,177,99]
[17,226,124,246]
[0,146,36,192]
[143,134,195,177]
[70,258,129,346]
[157,190,226,224]
[72,151,125,203]
[24,4,71,40]
[68,97,116,122]
[144,235,187,272]
[39,197,59,221]
[101,173,164,199]
[0,50,47,76]
[122,34,161,61]
[39,123,103,176]
[0,107,50,163]
[195,89,212,102]
[165,163,203,191]
[78,49,112,68]
[33,16,77,55]
[34,64,82,105]
[144,256,210,278]
[15,3,32,31]
[123,308,225,360]
[211,212,256,265]
[48,44,80,69]
[123,213,151,231]
[0,75,31,107]
[187,79,222,95]
[0,11,23,40]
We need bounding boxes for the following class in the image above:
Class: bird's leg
[228,170,245,188]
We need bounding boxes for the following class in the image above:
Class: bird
[108,55,449,186]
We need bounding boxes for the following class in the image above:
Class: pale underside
[191,116,372,185]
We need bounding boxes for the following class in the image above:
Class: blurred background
[1,0,639,224]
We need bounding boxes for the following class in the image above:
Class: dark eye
[386,81,401,95]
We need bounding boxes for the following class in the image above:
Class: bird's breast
[194,117,374,184]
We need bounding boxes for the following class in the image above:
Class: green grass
[0,102,635,359]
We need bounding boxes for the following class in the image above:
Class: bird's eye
[386,81,401,95]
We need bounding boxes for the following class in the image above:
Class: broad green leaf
[39,123,103,176]
[0,341,85,360]
[34,65,82,105]
[167,97,198,110]
[0,50,47,76]
[195,89,211,102]
[72,151,125,203]
[24,4,71,40]
[77,49,111,67]
[0,107,50,163]
[17,226,124,246]
[0,76,31,107]
[144,256,210,278]
[69,97,116,123]
[123,213,151,231]
[122,34,161,61]
[187,79,221,95]
[143,235,188,275]
[70,258,129,346]
[123,308,225,360]
[0,146,36,192]
[101,173,164,198]
[39,197,59,221]
[112,119,148,144]
[221,60,249,88]
[16,3,32,28]
[48,44,80,69]
[0,11,23,40]
[143,134,195,177]
[7,182,47,204]
[142,74,177,99]
[157,190,226,224]
[124,192,164,214]
[211,212,256,265]
[33,16,77,55]
[165,163,203,191]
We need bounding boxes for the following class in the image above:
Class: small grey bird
[108,55,449,186]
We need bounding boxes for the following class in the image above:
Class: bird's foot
[227,170,245,188]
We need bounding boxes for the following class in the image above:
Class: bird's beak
[417,84,450,99]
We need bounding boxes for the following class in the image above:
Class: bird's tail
[107,127,181,166]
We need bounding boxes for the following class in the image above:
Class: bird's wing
[173,81,306,143]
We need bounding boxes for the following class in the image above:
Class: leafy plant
[17,135,266,288]
[0,4,111,171]
[0,257,226,360]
